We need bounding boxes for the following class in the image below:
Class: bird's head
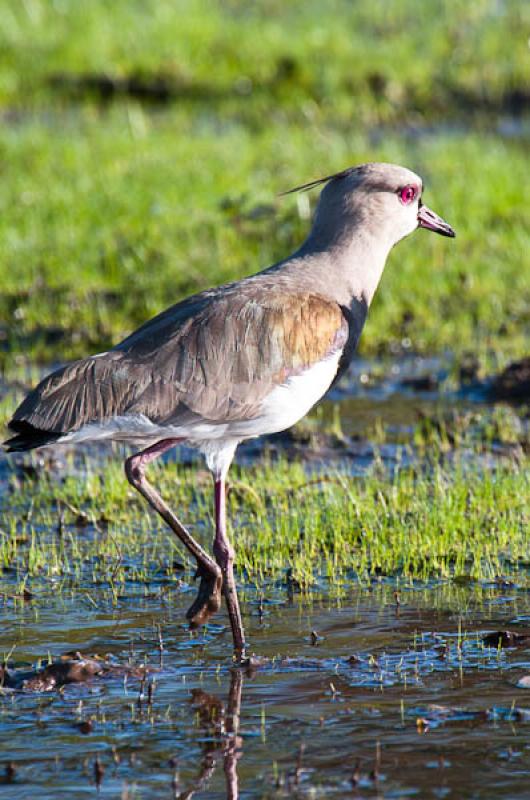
[286,162,455,250]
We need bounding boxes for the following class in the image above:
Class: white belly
[225,350,341,438]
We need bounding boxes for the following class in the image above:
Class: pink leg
[124,439,222,627]
[213,478,246,660]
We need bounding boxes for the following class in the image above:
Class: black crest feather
[279,167,355,196]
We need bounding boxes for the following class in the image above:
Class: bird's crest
[279,167,356,196]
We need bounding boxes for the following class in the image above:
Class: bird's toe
[186,569,223,628]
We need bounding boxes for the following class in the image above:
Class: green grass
[1,0,529,116]
[1,111,529,369]
[0,0,529,373]
[2,446,529,594]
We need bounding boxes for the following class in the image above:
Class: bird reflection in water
[175,669,243,799]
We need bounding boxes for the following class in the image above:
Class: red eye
[399,185,417,205]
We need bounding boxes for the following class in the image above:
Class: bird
[5,162,455,662]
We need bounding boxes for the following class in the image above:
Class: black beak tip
[417,205,455,240]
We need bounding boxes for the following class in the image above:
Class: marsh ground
[2,363,529,798]
[1,1,530,797]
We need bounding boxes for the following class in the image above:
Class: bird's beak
[417,204,455,238]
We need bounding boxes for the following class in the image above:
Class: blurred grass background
[0,0,529,371]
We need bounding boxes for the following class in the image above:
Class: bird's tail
[4,421,61,452]
[4,354,125,453]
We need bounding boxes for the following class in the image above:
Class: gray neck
[280,224,394,311]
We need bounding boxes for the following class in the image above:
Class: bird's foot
[186,566,223,628]
[231,653,268,671]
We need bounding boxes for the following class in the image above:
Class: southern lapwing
[5,163,455,661]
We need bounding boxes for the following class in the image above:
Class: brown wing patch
[253,292,345,377]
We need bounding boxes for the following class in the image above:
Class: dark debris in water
[2,762,16,784]
[0,651,150,693]
[482,630,530,648]
[399,373,439,392]
[488,356,530,403]
[411,703,530,732]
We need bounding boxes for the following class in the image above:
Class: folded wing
[6,287,349,449]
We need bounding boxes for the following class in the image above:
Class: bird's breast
[225,348,342,439]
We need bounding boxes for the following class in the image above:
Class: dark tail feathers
[4,421,61,452]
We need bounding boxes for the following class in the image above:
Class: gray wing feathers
[10,289,348,435]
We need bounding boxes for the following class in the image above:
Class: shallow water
[2,577,530,798]
[1,355,529,797]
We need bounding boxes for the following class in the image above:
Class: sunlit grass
[2,445,528,595]
[0,112,529,371]
[0,1,528,372]
[1,0,529,115]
